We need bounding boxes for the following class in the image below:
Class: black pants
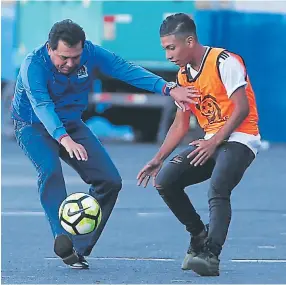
[155,142,255,256]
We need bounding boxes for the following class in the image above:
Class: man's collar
[42,42,58,72]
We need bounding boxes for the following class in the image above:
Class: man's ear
[46,43,51,55]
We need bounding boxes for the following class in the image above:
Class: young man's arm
[137,108,191,187]
[211,55,249,145]
[92,45,198,109]
[153,108,192,162]
[210,87,249,146]
[188,55,250,166]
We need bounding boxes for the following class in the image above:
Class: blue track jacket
[11,41,167,141]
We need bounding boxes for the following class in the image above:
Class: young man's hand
[187,138,219,166]
[60,136,88,161]
[137,158,163,188]
[170,86,200,111]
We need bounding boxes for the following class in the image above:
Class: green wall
[14,1,195,70]
[14,0,102,67]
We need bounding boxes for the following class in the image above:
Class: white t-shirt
[179,47,261,155]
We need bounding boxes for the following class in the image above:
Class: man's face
[160,34,194,67]
[48,40,82,74]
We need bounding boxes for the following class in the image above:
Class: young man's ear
[186,36,194,47]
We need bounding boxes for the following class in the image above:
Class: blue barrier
[195,10,286,142]
[86,116,135,142]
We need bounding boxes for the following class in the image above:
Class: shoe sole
[69,263,89,270]
[70,258,89,270]
[186,258,219,276]
[54,235,79,265]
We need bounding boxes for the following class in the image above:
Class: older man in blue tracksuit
[11,19,195,269]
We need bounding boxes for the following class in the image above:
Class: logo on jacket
[77,65,88,79]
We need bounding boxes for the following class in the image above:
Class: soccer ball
[59,193,102,235]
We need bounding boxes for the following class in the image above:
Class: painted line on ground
[2,211,165,217]
[137,212,170,217]
[171,281,194,283]
[1,177,136,187]
[47,257,286,263]
[257,245,276,249]
[2,211,45,216]
[45,257,175,262]
[232,259,286,263]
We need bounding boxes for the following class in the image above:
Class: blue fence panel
[195,10,286,142]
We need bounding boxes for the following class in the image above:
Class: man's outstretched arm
[92,45,198,109]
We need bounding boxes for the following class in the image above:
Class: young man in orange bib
[137,13,261,276]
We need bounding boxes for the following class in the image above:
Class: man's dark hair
[160,13,197,39]
[48,19,86,50]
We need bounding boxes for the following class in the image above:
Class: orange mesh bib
[177,48,259,135]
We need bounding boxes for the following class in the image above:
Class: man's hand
[187,138,219,166]
[60,136,88,161]
[170,86,201,112]
[137,158,163,188]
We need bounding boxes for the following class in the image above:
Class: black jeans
[155,142,255,256]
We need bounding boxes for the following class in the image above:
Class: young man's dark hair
[48,19,86,50]
[160,13,197,39]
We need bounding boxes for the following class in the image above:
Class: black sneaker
[54,234,79,266]
[69,255,89,269]
[181,224,209,270]
[186,241,220,276]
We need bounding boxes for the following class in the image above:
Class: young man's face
[48,40,82,74]
[161,34,194,67]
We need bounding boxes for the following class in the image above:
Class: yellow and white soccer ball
[59,193,102,235]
